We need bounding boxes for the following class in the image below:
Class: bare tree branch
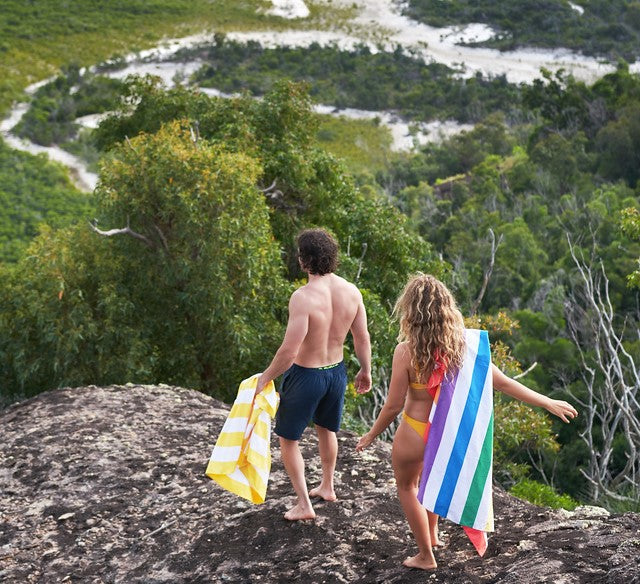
[355,243,368,282]
[260,180,277,193]
[153,224,169,252]
[190,123,199,147]
[514,361,538,380]
[141,518,178,540]
[564,235,640,501]
[89,218,154,249]
[259,179,285,203]
[470,228,504,316]
[124,136,137,153]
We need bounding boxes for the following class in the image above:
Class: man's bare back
[292,273,364,367]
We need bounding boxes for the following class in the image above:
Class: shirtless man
[256,228,372,521]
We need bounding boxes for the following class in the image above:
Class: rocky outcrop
[1,384,639,583]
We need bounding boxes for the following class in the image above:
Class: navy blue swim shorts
[274,361,348,441]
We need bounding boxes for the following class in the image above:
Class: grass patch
[0,137,93,262]
[0,0,382,116]
[0,0,311,115]
[316,114,393,175]
[510,479,579,510]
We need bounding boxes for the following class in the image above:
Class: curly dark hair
[296,228,339,275]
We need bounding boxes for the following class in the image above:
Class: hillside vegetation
[0,139,93,262]
[404,0,640,60]
[188,37,520,122]
[0,0,304,115]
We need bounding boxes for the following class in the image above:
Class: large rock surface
[1,384,639,583]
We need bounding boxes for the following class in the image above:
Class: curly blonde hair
[394,274,466,381]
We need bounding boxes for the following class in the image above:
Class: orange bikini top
[409,354,447,398]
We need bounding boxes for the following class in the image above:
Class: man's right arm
[256,291,309,392]
[350,290,372,394]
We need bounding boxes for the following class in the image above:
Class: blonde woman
[356,274,577,571]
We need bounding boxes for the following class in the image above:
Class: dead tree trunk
[564,237,640,502]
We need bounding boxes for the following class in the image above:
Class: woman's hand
[546,398,578,423]
[356,432,375,452]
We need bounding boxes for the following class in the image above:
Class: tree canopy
[0,81,439,404]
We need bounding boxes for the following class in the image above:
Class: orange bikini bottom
[402,411,428,438]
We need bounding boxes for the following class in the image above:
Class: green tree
[0,121,289,401]
[621,207,640,288]
[490,218,549,309]
[2,81,441,405]
[95,78,440,304]
[595,103,640,186]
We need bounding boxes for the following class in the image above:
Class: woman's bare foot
[284,503,316,521]
[431,532,445,548]
[309,485,337,502]
[403,553,437,570]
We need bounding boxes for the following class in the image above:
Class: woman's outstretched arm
[356,343,411,451]
[491,364,578,423]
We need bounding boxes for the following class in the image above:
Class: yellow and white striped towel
[205,374,279,504]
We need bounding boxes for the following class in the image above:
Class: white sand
[266,0,310,19]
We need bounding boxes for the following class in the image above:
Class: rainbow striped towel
[417,329,494,556]
[206,374,279,504]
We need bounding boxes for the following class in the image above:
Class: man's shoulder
[289,283,322,306]
[290,285,310,302]
[332,274,361,295]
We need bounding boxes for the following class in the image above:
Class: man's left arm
[351,291,372,394]
[256,292,309,392]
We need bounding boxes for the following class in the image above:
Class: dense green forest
[187,37,519,123]
[2,1,640,512]
[403,0,640,60]
[0,140,93,262]
[380,64,640,503]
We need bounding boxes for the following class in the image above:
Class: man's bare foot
[403,554,437,570]
[309,486,337,502]
[284,503,316,521]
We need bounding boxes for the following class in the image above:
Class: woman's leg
[392,422,437,570]
[428,511,444,547]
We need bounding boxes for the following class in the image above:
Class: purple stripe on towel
[417,370,458,500]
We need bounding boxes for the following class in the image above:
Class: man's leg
[309,424,338,501]
[279,436,316,520]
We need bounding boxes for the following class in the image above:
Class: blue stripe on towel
[433,330,491,517]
